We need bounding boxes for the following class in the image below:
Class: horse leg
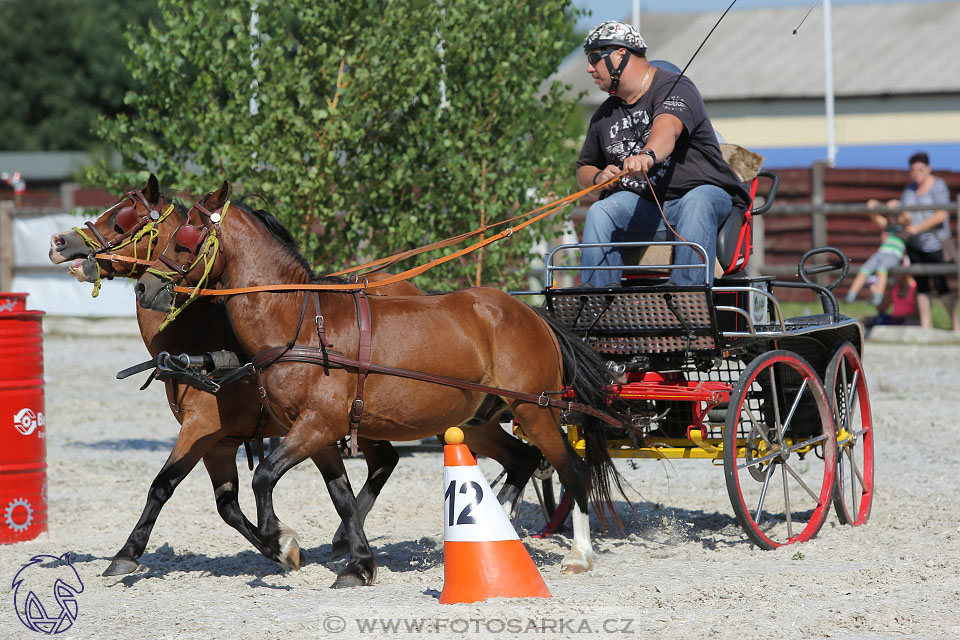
[463,418,540,516]
[200,439,283,561]
[251,429,376,586]
[330,438,399,558]
[509,402,594,574]
[102,423,220,576]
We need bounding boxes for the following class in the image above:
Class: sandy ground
[1,324,959,640]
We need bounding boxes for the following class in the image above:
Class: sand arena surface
[1,330,958,639]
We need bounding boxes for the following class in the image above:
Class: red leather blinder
[115,206,139,232]
[175,225,202,251]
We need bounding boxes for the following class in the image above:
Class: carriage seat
[630,144,768,279]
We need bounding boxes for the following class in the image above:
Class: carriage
[49,164,873,584]
[513,170,874,550]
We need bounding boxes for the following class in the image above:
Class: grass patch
[777,300,955,330]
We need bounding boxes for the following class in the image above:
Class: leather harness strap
[251,343,623,429]
[349,291,373,458]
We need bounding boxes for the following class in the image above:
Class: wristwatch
[641,148,657,163]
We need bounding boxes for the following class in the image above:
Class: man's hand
[592,164,623,187]
[623,153,655,177]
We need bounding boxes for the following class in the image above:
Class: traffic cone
[439,427,551,604]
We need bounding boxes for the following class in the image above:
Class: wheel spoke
[845,369,860,422]
[532,477,550,521]
[754,461,776,524]
[738,447,780,470]
[846,445,866,491]
[782,460,822,503]
[767,366,784,437]
[786,433,828,452]
[743,405,773,447]
[848,447,859,517]
[779,377,810,439]
[781,464,793,539]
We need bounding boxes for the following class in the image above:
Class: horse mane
[157,189,189,216]
[230,200,345,285]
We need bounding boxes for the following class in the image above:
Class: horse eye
[115,207,138,232]
[175,225,201,251]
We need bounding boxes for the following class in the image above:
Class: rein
[169,171,629,298]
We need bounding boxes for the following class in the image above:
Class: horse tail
[533,307,630,530]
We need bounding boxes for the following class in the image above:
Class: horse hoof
[330,573,367,588]
[276,525,302,571]
[560,555,593,575]
[102,557,139,576]
[277,540,301,571]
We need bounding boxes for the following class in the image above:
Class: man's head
[908,151,931,184]
[583,21,647,95]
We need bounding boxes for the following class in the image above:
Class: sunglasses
[586,48,618,66]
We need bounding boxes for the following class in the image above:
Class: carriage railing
[539,240,712,290]
[513,241,856,356]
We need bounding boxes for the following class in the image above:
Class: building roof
[554,1,960,105]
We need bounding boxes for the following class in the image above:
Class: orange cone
[439,427,551,604]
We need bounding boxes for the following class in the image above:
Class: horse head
[136,181,230,314]
[48,174,180,284]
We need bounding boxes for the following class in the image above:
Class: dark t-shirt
[577,69,750,213]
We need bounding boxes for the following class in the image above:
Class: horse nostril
[54,235,66,250]
[135,283,145,296]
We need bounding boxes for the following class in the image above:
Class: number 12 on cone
[442,467,519,542]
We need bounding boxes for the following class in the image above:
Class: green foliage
[0,0,159,151]
[84,0,584,290]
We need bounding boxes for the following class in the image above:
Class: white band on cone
[443,467,519,542]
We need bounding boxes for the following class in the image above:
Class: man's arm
[622,113,684,177]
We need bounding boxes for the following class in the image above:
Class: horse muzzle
[136,276,174,312]
[49,230,89,264]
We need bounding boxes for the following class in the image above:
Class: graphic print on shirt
[604,107,672,193]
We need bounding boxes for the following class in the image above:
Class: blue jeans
[580,185,733,286]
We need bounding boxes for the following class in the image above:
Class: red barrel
[0,292,46,543]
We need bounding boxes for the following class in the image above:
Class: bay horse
[135,187,623,586]
[49,176,540,576]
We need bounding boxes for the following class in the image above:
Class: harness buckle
[351,399,364,420]
[538,392,550,408]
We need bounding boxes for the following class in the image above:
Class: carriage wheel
[723,350,837,549]
[530,459,573,537]
[825,342,874,526]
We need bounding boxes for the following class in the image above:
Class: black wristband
[592,170,602,185]
[641,148,657,163]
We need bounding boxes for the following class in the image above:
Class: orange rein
[95,254,157,267]
[171,169,633,297]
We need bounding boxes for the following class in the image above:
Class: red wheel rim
[827,343,874,526]
[724,351,837,549]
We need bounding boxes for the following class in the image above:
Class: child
[872,263,919,326]
[846,199,911,307]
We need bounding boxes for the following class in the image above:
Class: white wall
[10,211,137,317]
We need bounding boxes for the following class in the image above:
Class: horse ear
[204,180,230,210]
[145,174,160,205]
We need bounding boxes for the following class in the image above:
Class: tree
[0,0,159,151]
[84,0,582,290]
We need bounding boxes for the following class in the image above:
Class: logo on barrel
[13,408,43,436]
[12,553,84,634]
